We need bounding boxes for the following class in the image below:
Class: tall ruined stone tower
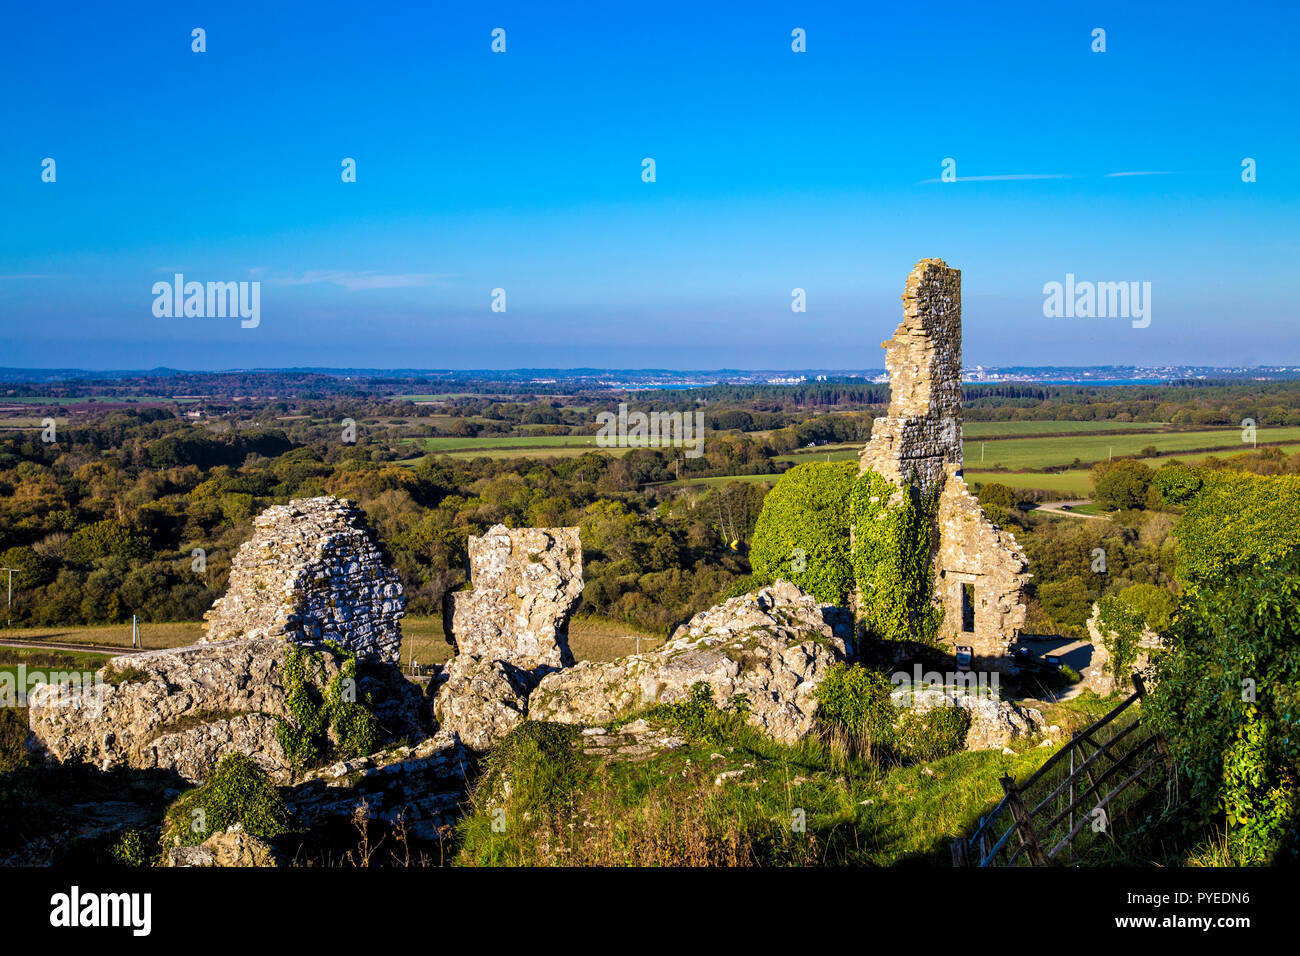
[859,259,1030,663]
[859,259,963,493]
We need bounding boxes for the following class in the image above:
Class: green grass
[962,470,1093,495]
[961,420,1167,438]
[453,709,1053,866]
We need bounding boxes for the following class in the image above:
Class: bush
[1143,551,1300,865]
[163,752,295,847]
[0,708,29,774]
[1153,464,1202,507]
[750,461,857,604]
[1095,594,1145,691]
[815,663,894,745]
[471,721,586,818]
[275,642,378,773]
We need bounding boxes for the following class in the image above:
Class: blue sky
[1,1,1297,370]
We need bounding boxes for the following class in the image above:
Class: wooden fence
[951,674,1178,866]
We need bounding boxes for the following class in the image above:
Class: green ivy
[275,641,378,774]
[749,461,857,604]
[851,470,943,645]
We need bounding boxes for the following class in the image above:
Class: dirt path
[1035,500,1111,520]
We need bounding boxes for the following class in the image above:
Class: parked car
[955,645,973,672]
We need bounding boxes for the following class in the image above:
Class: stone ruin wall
[859,259,964,493]
[859,259,1030,661]
[202,496,405,664]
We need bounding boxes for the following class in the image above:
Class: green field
[960,420,1166,438]
[963,470,1093,495]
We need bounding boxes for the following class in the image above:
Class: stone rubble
[529,581,853,743]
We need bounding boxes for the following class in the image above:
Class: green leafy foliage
[1095,594,1144,690]
[892,707,972,763]
[851,470,943,645]
[1091,459,1155,511]
[1171,471,1300,588]
[275,642,378,773]
[1152,464,1202,507]
[163,752,295,847]
[1143,551,1300,865]
[749,462,857,604]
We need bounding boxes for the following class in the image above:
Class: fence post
[1001,775,1050,866]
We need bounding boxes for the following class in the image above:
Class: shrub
[163,752,295,847]
[1152,464,1202,507]
[815,663,894,743]
[750,461,857,604]
[108,828,153,867]
[0,708,29,774]
[1143,552,1300,865]
[471,721,586,818]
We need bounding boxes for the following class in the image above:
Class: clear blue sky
[2,1,1297,370]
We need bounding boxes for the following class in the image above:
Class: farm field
[963,470,1093,495]
[960,420,1166,437]
[400,614,664,669]
[0,617,663,669]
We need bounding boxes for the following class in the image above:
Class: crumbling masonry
[860,259,1030,661]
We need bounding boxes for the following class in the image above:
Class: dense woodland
[3,376,1299,639]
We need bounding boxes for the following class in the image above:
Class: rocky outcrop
[444,524,582,671]
[28,639,341,784]
[529,582,853,743]
[892,686,1044,750]
[203,496,404,664]
[433,525,582,750]
[29,496,428,784]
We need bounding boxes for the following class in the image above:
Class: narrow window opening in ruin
[961,583,976,633]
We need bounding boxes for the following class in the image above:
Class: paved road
[1035,500,1111,520]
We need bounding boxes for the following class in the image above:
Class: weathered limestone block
[27,638,344,784]
[203,496,404,664]
[445,524,582,672]
[935,468,1031,660]
[432,656,530,752]
[167,825,279,867]
[433,525,582,751]
[529,582,853,743]
[893,687,1044,750]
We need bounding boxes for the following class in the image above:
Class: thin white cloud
[919,173,1076,184]
[1104,170,1175,177]
[270,270,450,291]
